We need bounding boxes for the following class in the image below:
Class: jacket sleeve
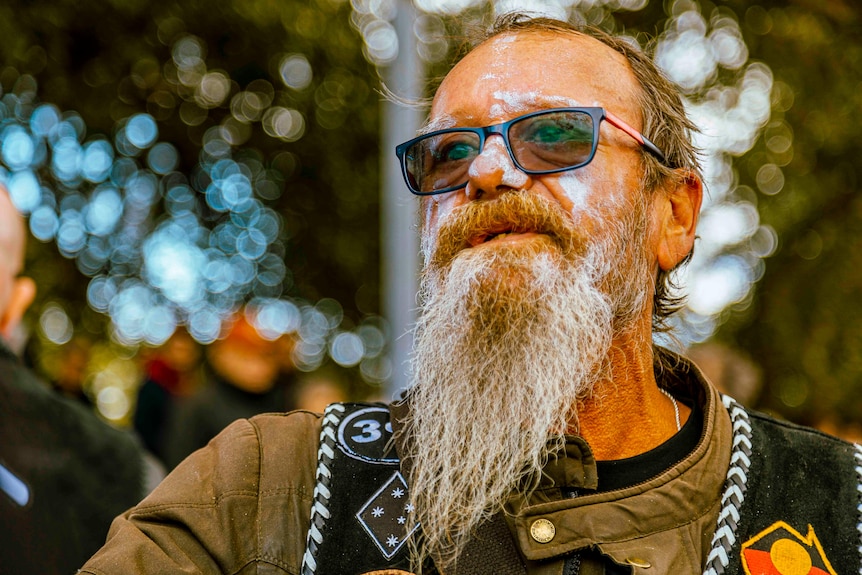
[79,411,321,575]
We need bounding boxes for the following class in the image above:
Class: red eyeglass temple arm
[604,110,666,163]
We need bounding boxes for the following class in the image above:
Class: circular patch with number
[337,406,400,464]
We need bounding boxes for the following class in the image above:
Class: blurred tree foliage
[1,0,860,427]
[0,0,382,333]
[715,0,862,429]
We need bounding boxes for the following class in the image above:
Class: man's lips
[466,230,546,248]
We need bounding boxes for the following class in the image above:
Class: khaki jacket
[81,368,736,574]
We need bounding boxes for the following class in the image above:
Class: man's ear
[0,276,36,340]
[654,170,703,271]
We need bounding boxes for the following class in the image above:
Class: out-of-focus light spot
[230,91,265,123]
[143,305,177,345]
[236,228,267,260]
[262,107,305,141]
[7,170,41,213]
[143,226,205,306]
[279,54,313,90]
[87,276,117,312]
[360,355,392,384]
[756,163,784,195]
[256,253,286,287]
[81,140,113,183]
[165,184,196,215]
[125,114,158,149]
[96,386,130,421]
[697,203,759,256]
[40,303,74,344]
[299,306,329,344]
[687,256,750,316]
[202,126,231,159]
[62,114,87,141]
[173,36,205,70]
[795,229,823,260]
[188,307,221,344]
[250,298,301,338]
[492,0,567,20]
[709,27,748,69]
[293,339,327,372]
[147,142,179,174]
[30,104,60,137]
[125,171,158,209]
[656,28,715,93]
[413,12,449,62]
[2,126,35,170]
[414,0,483,15]
[57,211,87,254]
[29,205,59,241]
[213,173,253,211]
[179,101,208,126]
[247,79,275,107]
[779,376,809,408]
[330,331,365,367]
[315,298,344,329]
[109,283,154,342]
[110,157,138,187]
[252,208,281,242]
[203,256,232,293]
[749,225,778,258]
[51,137,82,180]
[357,323,386,358]
[362,20,399,64]
[86,186,123,236]
[196,71,231,108]
[220,117,252,146]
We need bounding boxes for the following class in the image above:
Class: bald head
[0,186,35,342]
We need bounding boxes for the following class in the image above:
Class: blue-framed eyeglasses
[395,107,666,196]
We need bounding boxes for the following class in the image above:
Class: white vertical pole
[381,0,423,399]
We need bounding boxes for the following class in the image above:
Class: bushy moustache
[426,192,584,272]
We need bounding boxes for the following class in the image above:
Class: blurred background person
[162,313,300,469]
[133,327,203,466]
[48,336,94,407]
[0,186,153,574]
[291,366,348,413]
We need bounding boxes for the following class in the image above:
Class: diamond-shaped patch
[356,471,420,559]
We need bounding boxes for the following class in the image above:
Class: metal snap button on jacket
[529,518,555,543]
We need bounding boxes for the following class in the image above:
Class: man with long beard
[82,14,862,575]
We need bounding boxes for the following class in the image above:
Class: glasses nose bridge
[478,122,514,163]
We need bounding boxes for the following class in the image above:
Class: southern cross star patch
[741,521,837,575]
[356,471,420,559]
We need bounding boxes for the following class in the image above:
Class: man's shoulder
[742,406,857,455]
[0,355,144,463]
[246,408,325,442]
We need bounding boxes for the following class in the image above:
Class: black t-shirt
[595,397,702,492]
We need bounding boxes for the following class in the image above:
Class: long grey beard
[403,189,654,571]
[405,240,617,571]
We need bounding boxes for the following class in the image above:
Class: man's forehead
[429,29,639,125]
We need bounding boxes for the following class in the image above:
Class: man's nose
[465,136,531,200]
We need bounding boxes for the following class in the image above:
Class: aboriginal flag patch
[741,521,836,575]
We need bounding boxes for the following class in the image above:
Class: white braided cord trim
[854,443,862,574]
[702,395,752,575]
[301,403,346,575]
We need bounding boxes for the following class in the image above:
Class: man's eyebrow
[417,114,460,135]
[489,92,584,116]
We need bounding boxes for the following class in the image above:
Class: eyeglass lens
[403,109,596,194]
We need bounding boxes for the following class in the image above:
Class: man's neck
[570,322,691,461]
